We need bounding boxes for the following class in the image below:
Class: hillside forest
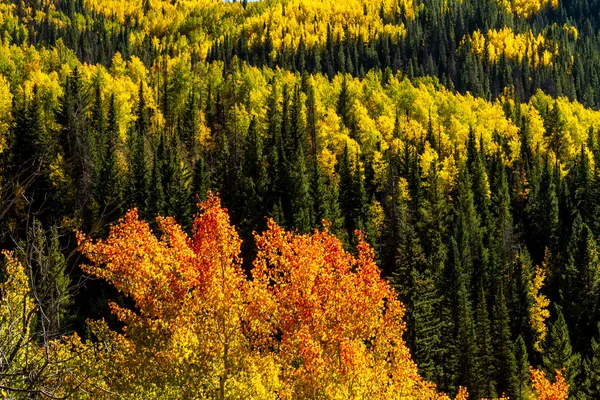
[2,0,600,398]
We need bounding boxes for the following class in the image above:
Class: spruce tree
[543,305,581,393]
[582,323,600,399]
[149,135,166,218]
[473,281,496,399]
[95,94,123,220]
[337,75,354,135]
[492,282,518,398]
[165,136,192,228]
[515,335,530,400]
[453,165,483,287]
[56,68,92,225]
[242,117,269,230]
[561,213,600,352]
[289,86,311,232]
[130,83,150,216]
[409,265,443,384]
[192,153,210,203]
[454,239,478,394]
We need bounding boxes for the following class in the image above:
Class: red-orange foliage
[250,220,441,398]
[78,194,279,398]
[530,367,569,400]
[78,195,462,399]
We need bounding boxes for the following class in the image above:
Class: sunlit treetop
[240,0,413,52]
[462,26,568,67]
[497,0,558,18]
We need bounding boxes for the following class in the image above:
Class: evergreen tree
[338,146,367,246]
[544,101,568,161]
[56,68,93,225]
[526,158,559,260]
[510,248,535,350]
[543,305,582,393]
[408,265,443,384]
[561,213,600,352]
[192,153,210,203]
[130,83,150,216]
[453,165,483,287]
[473,281,496,399]
[491,282,518,399]
[95,94,123,220]
[582,323,600,399]
[454,238,478,394]
[242,117,268,231]
[515,335,530,400]
[337,75,354,136]
[288,86,311,232]
[165,136,192,228]
[149,135,166,218]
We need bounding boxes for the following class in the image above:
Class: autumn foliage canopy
[72,194,567,399]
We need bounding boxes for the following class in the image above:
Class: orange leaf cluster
[78,194,466,399]
[530,367,569,400]
[251,223,439,398]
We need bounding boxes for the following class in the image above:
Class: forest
[2,0,600,398]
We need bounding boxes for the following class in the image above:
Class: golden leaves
[530,251,551,353]
[465,27,556,66]
[499,0,558,18]
[78,194,279,398]
[530,368,569,400]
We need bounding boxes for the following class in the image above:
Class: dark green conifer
[543,305,581,392]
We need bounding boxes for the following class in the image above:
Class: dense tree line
[1,0,600,398]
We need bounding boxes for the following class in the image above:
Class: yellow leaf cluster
[497,0,559,18]
[466,27,556,66]
[243,0,412,53]
[530,252,551,353]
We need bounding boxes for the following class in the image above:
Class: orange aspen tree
[78,195,279,399]
[250,220,444,399]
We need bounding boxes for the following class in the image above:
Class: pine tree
[95,94,123,220]
[181,88,197,154]
[337,75,354,136]
[265,82,283,219]
[473,281,496,399]
[56,68,93,224]
[242,117,269,231]
[409,265,443,384]
[544,100,568,161]
[543,305,581,393]
[453,165,483,287]
[492,282,518,398]
[561,213,600,352]
[131,83,150,216]
[454,238,478,393]
[310,159,329,228]
[289,86,311,232]
[192,153,210,203]
[9,86,55,222]
[510,248,535,350]
[290,144,311,232]
[491,154,516,271]
[526,158,559,259]
[515,335,530,400]
[582,323,600,399]
[149,135,166,218]
[91,83,106,177]
[165,136,192,228]
[570,145,597,236]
